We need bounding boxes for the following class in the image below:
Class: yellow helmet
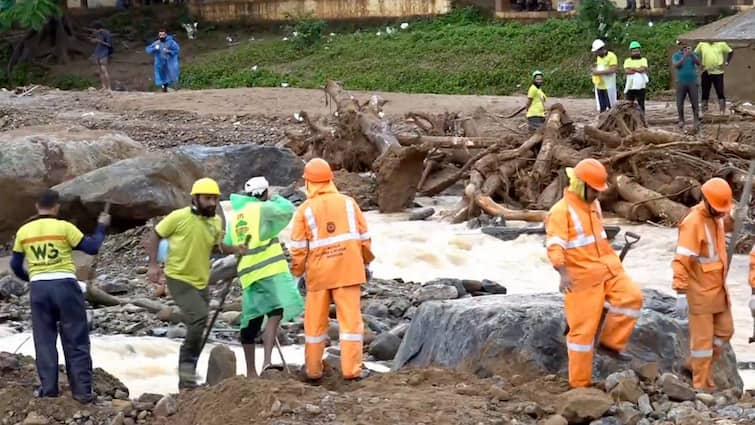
[190,178,221,196]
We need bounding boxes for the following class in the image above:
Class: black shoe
[161,85,168,93]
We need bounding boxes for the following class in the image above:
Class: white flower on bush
[400,22,409,30]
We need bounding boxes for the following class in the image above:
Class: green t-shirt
[155,207,222,289]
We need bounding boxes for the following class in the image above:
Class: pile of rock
[553,368,755,425]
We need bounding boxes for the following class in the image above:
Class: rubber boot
[178,353,199,390]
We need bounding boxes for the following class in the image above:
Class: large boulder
[0,126,143,241]
[54,151,203,229]
[178,144,304,192]
[53,145,303,230]
[393,289,743,391]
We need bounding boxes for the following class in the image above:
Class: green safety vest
[229,202,289,289]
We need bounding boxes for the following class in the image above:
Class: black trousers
[701,71,725,102]
[30,279,93,401]
[596,89,611,112]
[626,89,646,112]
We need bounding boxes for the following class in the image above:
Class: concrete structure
[677,8,755,101]
[189,0,451,23]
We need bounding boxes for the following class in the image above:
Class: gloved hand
[676,294,688,318]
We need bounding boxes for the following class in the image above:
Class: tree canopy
[0,0,61,31]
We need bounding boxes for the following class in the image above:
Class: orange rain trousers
[304,284,363,380]
[564,272,643,388]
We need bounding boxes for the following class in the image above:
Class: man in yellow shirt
[591,39,618,113]
[11,190,111,404]
[695,41,733,114]
[144,178,244,389]
[525,70,547,132]
[623,41,649,112]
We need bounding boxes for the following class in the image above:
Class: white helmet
[244,176,269,197]
[591,39,606,53]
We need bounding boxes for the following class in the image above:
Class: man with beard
[145,178,245,389]
[623,41,649,113]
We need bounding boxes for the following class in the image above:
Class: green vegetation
[181,8,695,97]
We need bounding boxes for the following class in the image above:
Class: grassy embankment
[181,9,695,97]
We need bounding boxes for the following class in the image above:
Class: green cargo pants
[166,277,209,389]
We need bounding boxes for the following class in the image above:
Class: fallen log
[397,134,509,149]
[476,195,547,222]
[626,128,680,146]
[584,125,622,149]
[611,201,653,222]
[374,145,427,213]
[647,113,754,126]
[615,175,689,224]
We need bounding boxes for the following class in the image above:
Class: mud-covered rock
[557,388,612,424]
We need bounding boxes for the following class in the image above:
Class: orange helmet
[701,177,733,212]
[303,158,334,183]
[574,158,608,192]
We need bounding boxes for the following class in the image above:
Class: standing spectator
[524,70,547,132]
[695,40,733,114]
[591,40,618,113]
[91,22,112,91]
[145,29,180,92]
[673,40,701,132]
[623,41,649,113]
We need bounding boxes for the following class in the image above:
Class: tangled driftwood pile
[285,81,755,245]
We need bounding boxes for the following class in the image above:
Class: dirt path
[111,87,679,121]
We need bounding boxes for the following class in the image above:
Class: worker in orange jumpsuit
[672,177,735,390]
[290,158,373,381]
[545,158,644,388]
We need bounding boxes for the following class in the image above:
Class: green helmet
[629,41,641,50]
[532,70,544,78]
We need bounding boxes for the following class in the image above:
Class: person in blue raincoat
[145,30,180,92]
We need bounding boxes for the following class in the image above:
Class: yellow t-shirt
[593,52,618,89]
[695,42,732,75]
[155,207,223,289]
[526,84,546,118]
[623,57,648,70]
[13,218,83,278]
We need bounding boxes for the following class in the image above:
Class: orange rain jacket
[289,181,372,291]
[672,202,733,314]
[546,190,623,286]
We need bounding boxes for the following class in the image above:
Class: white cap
[591,39,606,52]
[244,176,269,196]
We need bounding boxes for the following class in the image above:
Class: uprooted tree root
[286,86,755,240]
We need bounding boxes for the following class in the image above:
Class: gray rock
[388,323,410,339]
[461,280,483,293]
[368,333,402,361]
[610,377,644,404]
[178,144,304,196]
[207,345,236,386]
[363,315,390,334]
[636,420,651,425]
[403,306,418,320]
[424,278,467,297]
[408,207,435,221]
[364,300,390,318]
[716,406,744,418]
[110,412,125,425]
[98,279,130,296]
[667,406,706,424]
[0,352,21,371]
[557,388,612,424]
[22,411,49,425]
[694,393,715,407]
[481,279,507,294]
[393,290,743,392]
[154,395,176,417]
[637,394,653,416]
[542,415,568,425]
[605,370,639,392]
[659,373,696,402]
[413,284,458,303]
[0,276,27,299]
[149,327,168,337]
[616,402,641,425]
[388,298,411,318]
[114,389,129,400]
[0,126,142,241]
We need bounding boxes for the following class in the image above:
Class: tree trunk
[615,175,689,224]
[611,201,654,222]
